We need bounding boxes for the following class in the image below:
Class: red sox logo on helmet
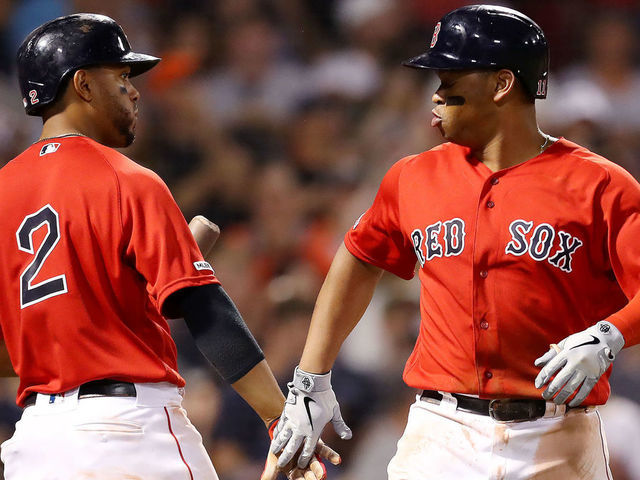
[430,22,441,48]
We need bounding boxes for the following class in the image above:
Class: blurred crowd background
[1,0,640,478]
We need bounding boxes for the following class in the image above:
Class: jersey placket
[472,173,503,394]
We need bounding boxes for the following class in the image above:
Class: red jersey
[0,136,219,406]
[345,138,640,404]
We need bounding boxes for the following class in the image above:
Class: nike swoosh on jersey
[569,335,600,350]
[303,397,315,429]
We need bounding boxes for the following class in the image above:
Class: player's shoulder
[405,142,466,162]
[74,137,167,187]
[553,138,637,184]
[389,142,467,174]
[76,137,151,174]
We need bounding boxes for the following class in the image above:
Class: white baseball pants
[387,393,612,480]
[0,382,218,480]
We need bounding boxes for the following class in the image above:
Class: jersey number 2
[17,205,68,308]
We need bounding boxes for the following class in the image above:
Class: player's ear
[493,69,517,103]
[71,69,93,103]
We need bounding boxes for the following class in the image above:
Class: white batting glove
[270,366,352,469]
[534,321,625,407]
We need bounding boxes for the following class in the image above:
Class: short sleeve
[600,166,640,344]
[344,156,417,279]
[118,166,219,314]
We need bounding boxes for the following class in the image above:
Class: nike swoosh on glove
[534,321,625,406]
[270,367,352,469]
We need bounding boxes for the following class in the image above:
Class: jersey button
[485,371,493,379]
[480,320,489,330]
[491,177,499,185]
[479,270,488,278]
[486,201,495,208]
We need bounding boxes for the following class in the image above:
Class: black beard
[121,127,135,147]
[113,103,136,147]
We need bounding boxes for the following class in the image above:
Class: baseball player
[270,5,640,479]
[0,14,337,480]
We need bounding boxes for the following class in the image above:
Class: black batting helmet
[17,13,161,116]
[404,5,549,99]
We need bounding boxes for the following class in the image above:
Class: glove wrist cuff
[594,321,625,354]
[293,366,332,392]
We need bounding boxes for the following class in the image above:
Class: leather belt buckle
[489,398,546,422]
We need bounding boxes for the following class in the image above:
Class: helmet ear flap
[17,13,161,116]
[403,5,549,100]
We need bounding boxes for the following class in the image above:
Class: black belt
[420,390,554,422]
[23,379,136,407]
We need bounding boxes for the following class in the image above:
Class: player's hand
[270,367,352,469]
[534,321,625,406]
[261,439,341,480]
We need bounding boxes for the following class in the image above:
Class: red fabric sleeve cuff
[343,236,415,280]
[268,417,279,440]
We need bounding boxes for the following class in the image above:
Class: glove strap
[293,366,332,393]
[594,321,625,355]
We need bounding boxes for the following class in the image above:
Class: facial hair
[111,86,136,147]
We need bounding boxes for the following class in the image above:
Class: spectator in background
[194,14,308,127]
[545,12,640,177]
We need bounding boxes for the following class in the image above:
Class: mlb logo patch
[40,143,61,156]
[193,261,213,272]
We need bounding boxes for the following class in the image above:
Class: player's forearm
[300,243,383,374]
[0,341,16,377]
[231,359,286,427]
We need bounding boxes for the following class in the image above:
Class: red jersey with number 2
[0,136,219,406]
[345,138,640,405]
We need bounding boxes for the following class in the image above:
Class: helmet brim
[121,52,161,77]
[402,51,497,71]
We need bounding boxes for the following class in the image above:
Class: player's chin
[437,123,464,143]
[121,121,137,147]
[436,123,455,141]
[123,131,136,147]
[107,129,135,148]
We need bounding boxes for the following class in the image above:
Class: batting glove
[270,366,352,469]
[534,321,625,407]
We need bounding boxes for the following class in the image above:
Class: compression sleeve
[179,283,265,383]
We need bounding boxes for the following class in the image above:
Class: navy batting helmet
[17,13,161,116]
[403,5,549,99]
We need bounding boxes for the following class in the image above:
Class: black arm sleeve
[175,283,265,383]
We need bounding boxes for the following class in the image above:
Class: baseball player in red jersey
[270,5,640,479]
[0,13,337,480]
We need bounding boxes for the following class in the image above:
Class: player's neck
[39,109,91,142]
[474,112,550,172]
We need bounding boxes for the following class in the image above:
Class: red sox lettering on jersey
[504,220,583,272]
[411,218,583,272]
[344,139,640,405]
